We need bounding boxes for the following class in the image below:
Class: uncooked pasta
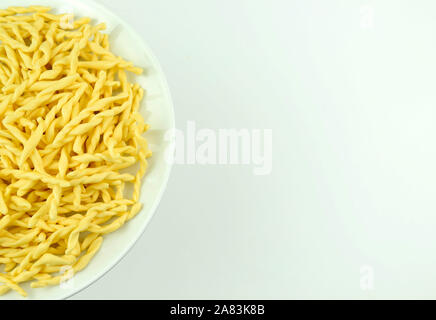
[0,5,151,296]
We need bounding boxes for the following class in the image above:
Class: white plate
[0,0,175,299]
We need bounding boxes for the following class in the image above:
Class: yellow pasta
[0,6,152,297]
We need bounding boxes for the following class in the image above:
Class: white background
[72,0,436,299]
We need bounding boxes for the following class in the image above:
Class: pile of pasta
[0,6,151,296]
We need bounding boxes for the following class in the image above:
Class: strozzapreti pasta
[0,6,151,296]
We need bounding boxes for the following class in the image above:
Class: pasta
[0,6,151,296]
